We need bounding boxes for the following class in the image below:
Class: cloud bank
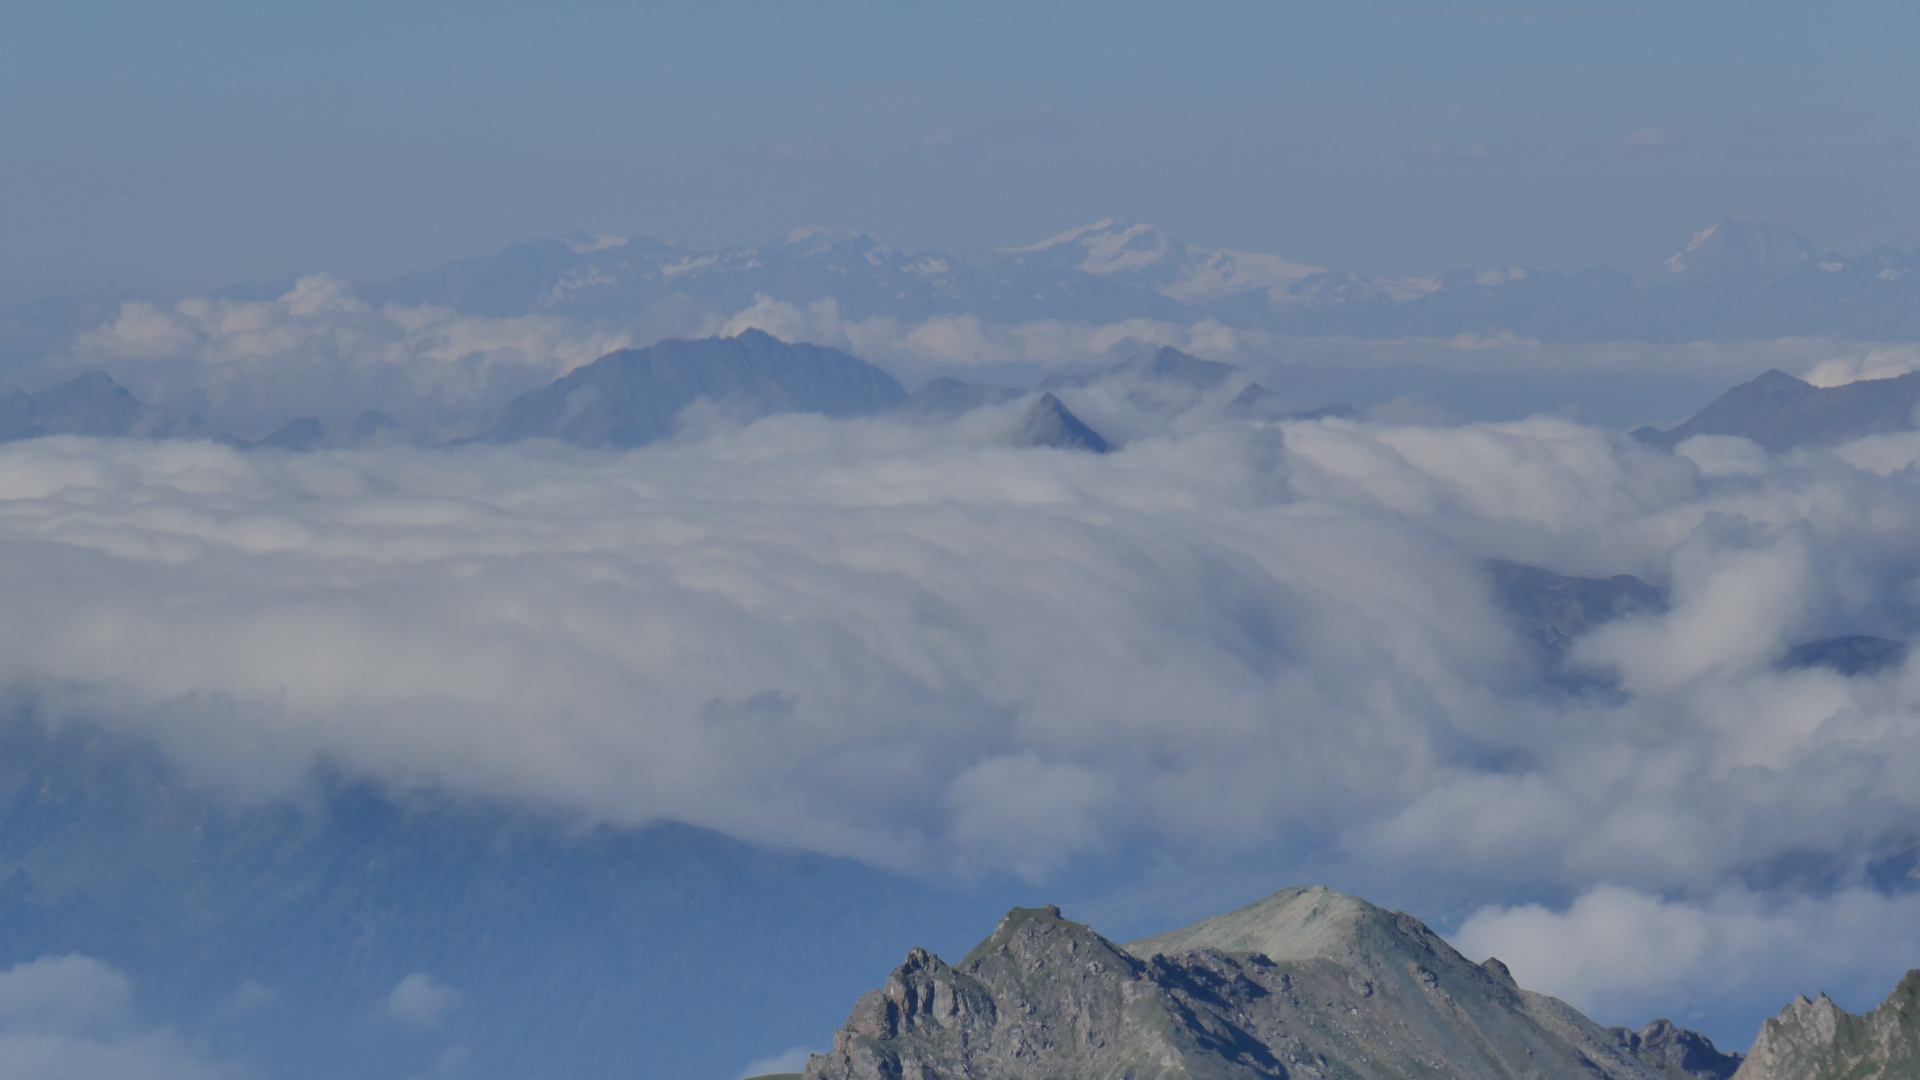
[1455,886,1920,1033]
[1,416,1918,882]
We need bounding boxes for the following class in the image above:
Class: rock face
[1732,974,1920,1080]
[481,329,907,448]
[807,886,1675,1080]
[1636,369,1920,452]
[1610,1019,1743,1080]
[1487,560,1667,664]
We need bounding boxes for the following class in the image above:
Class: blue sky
[6,1,1920,297]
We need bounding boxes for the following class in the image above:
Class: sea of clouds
[3,397,1920,1036]
[17,279,1920,1046]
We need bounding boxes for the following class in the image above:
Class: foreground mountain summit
[801,886,1740,1080]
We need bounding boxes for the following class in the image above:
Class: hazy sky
[6,0,1920,301]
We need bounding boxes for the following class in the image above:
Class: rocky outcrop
[806,886,1679,1080]
[1609,1019,1743,1080]
[810,905,1263,1080]
[1731,973,1920,1080]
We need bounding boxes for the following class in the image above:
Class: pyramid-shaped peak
[1012,393,1110,453]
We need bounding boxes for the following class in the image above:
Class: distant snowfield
[3,408,1920,1030]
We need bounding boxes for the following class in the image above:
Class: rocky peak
[806,887,1673,1080]
[1610,1018,1743,1080]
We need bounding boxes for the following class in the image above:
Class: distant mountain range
[0,335,1268,454]
[34,326,1920,470]
[339,218,1920,344]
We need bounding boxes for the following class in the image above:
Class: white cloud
[1802,346,1920,388]
[739,1045,818,1078]
[0,956,229,1079]
[1453,886,1920,1030]
[382,973,460,1027]
[62,276,654,438]
[947,753,1120,880]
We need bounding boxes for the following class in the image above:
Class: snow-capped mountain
[357,220,1322,328]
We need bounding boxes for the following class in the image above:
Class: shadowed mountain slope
[1636,370,1920,452]
[1012,392,1109,452]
